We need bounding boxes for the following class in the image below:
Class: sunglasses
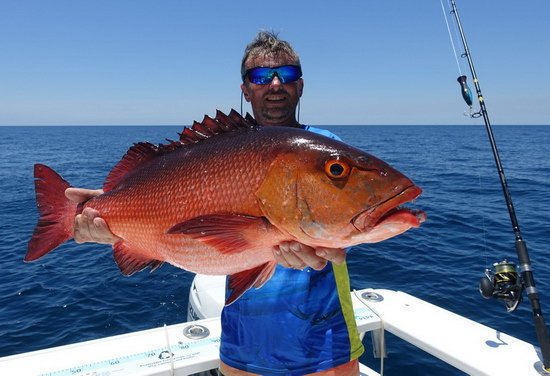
[243,65,302,85]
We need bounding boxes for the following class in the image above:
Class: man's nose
[269,75,282,88]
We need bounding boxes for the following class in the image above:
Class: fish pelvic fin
[167,214,271,254]
[226,261,277,305]
[25,164,77,262]
[112,241,164,276]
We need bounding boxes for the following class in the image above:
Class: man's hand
[274,241,346,271]
[65,187,121,245]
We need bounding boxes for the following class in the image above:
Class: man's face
[241,54,304,127]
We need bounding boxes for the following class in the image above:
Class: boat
[0,273,545,375]
[1,2,546,374]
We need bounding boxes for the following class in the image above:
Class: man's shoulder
[302,125,342,141]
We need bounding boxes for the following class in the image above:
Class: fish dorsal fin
[104,142,159,191]
[178,109,256,144]
[103,109,257,191]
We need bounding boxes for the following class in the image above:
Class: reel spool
[480,260,524,312]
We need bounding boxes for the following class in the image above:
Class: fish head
[256,132,425,248]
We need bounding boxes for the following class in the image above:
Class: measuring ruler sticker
[39,336,221,376]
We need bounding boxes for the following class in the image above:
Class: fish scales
[26,110,425,304]
[91,129,278,274]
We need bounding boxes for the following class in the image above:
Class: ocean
[1,124,549,375]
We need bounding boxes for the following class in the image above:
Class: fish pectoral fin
[226,261,277,305]
[167,214,270,255]
[112,241,163,276]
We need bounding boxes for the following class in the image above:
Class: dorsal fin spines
[244,112,256,125]
[190,116,214,138]
[179,124,204,144]
[103,109,257,190]
[229,109,241,119]
[104,142,159,191]
[199,115,221,135]
[158,138,182,153]
[215,110,236,130]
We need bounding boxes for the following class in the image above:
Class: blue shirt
[219,126,364,375]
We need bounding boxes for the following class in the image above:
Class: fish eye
[324,159,350,179]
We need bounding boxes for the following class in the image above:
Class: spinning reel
[479,260,524,312]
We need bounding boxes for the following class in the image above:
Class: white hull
[0,276,544,376]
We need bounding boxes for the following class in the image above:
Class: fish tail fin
[25,164,77,262]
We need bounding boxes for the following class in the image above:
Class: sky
[1,0,549,126]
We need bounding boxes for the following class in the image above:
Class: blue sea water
[1,124,549,375]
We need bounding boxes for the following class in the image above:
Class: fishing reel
[479,260,524,312]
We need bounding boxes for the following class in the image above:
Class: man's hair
[241,31,301,80]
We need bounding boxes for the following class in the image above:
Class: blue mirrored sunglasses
[243,65,302,85]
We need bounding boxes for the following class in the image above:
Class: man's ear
[298,78,304,97]
[241,83,251,102]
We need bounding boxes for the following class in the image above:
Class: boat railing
[0,288,543,376]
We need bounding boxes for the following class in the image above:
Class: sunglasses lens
[276,65,302,83]
[246,65,302,84]
[247,67,273,84]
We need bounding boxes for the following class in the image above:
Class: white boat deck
[0,288,545,376]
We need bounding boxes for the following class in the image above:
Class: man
[67,31,363,376]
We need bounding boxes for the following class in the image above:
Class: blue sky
[1,1,549,126]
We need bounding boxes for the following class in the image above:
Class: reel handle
[479,275,494,299]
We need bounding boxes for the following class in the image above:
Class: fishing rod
[444,0,550,370]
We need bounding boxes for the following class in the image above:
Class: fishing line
[477,173,490,269]
[443,0,550,370]
[441,0,490,269]
[441,0,477,116]
[443,0,497,270]
[439,0,462,76]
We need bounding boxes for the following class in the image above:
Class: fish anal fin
[112,241,163,276]
[226,261,277,305]
[167,214,270,255]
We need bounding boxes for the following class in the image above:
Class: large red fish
[26,110,425,304]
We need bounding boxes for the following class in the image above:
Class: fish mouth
[351,185,426,241]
